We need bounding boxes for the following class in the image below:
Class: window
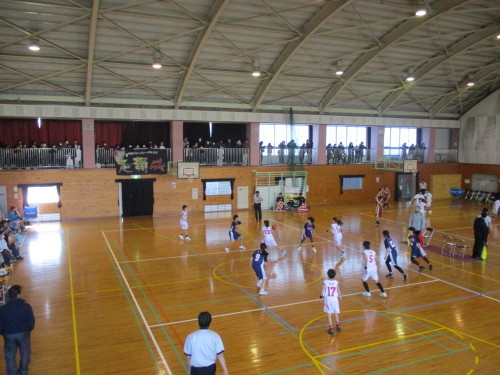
[384,127,417,155]
[205,181,232,196]
[27,186,60,204]
[260,124,311,146]
[340,175,364,193]
[327,126,367,146]
[201,178,235,200]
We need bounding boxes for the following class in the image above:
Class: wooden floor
[2,199,499,375]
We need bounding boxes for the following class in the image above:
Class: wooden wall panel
[1,163,495,220]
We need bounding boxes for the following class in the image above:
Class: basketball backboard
[403,159,418,173]
[177,162,200,179]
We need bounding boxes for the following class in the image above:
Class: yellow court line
[450,330,500,349]
[315,328,445,358]
[66,230,81,375]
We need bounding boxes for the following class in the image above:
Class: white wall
[459,90,500,164]
[435,129,450,149]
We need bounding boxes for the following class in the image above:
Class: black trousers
[191,363,216,375]
[254,203,262,221]
[472,238,485,258]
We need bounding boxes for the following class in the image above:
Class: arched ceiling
[0,0,499,119]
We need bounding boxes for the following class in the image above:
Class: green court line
[328,333,441,360]
[102,241,161,372]
[364,347,470,375]
[260,362,315,374]
[112,239,188,373]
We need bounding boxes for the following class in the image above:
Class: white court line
[149,280,439,328]
[102,222,221,233]
[118,241,330,264]
[100,230,173,375]
[278,219,500,303]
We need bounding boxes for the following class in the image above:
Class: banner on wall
[115,149,168,175]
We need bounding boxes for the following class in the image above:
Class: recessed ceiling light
[415,8,428,16]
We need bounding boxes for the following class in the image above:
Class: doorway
[117,179,155,217]
[395,172,418,201]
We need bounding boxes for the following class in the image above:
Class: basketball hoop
[186,174,193,183]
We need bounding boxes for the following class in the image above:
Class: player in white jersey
[416,199,429,215]
[262,220,287,257]
[320,269,342,334]
[424,191,433,214]
[179,205,190,241]
[361,241,387,298]
[492,199,500,216]
[329,217,345,258]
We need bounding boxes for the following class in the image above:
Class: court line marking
[100,230,173,375]
[116,241,331,263]
[66,230,81,375]
[300,309,475,375]
[279,217,500,296]
[101,222,226,232]
[149,280,438,328]
[316,328,446,358]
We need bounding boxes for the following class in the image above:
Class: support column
[82,119,95,168]
[170,120,184,162]
[247,122,260,166]
[313,124,327,165]
[421,128,435,163]
[370,126,384,160]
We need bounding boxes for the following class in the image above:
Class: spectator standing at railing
[357,142,366,163]
[159,141,166,149]
[326,144,333,164]
[278,141,286,164]
[305,139,313,164]
[337,142,345,164]
[259,141,264,165]
[75,144,82,168]
[401,143,408,159]
[298,144,306,165]
[266,143,273,165]
[347,142,354,164]
[287,139,297,164]
[241,140,249,166]
[216,143,224,166]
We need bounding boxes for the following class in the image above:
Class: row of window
[260,124,417,150]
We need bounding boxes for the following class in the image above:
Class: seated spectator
[8,207,25,231]
[297,193,306,206]
[276,193,285,210]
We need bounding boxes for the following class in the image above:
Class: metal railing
[0,148,82,169]
[435,149,458,163]
[383,147,427,163]
[326,148,374,164]
[183,148,249,166]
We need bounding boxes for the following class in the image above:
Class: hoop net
[186,174,193,183]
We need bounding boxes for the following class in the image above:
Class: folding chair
[454,238,468,258]
[422,227,434,247]
[441,234,456,256]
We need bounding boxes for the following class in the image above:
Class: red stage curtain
[0,118,82,147]
[94,121,124,148]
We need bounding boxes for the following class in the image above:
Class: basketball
[271,224,277,230]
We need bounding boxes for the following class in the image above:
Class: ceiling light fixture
[466,75,475,87]
[335,60,344,76]
[405,67,415,82]
[252,60,261,77]
[28,38,40,51]
[415,0,428,16]
[496,33,500,39]
[152,47,162,69]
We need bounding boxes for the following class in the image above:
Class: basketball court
[3,198,498,374]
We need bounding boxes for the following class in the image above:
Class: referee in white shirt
[184,312,229,375]
[253,191,263,221]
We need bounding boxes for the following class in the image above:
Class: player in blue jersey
[408,227,432,272]
[298,217,316,252]
[225,214,245,252]
[251,243,269,295]
[383,230,408,281]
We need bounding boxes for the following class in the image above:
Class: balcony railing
[184,148,249,166]
[435,149,458,163]
[0,148,82,169]
[326,148,374,164]
[383,147,427,163]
